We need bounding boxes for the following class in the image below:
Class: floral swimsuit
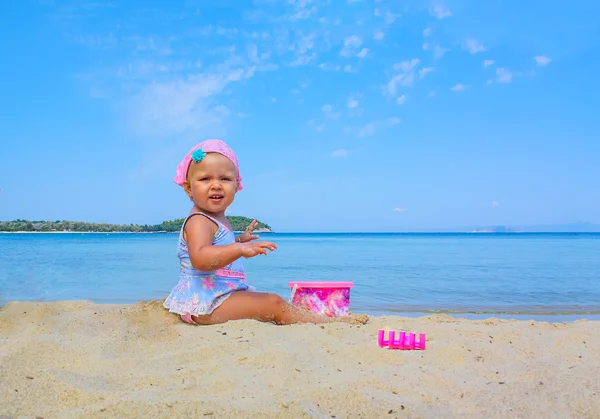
[163,212,251,323]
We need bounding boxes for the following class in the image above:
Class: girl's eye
[221,177,232,181]
[200,177,209,181]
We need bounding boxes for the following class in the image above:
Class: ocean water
[1,232,600,320]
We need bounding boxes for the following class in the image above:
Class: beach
[1,301,598,418]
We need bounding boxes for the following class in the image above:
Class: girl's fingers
[246,220,258,232]
[248,242,277,256]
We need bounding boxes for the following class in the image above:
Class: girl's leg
[193,291,368,325]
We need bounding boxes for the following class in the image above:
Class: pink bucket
[288,282,354,317]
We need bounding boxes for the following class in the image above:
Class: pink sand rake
[378,329,426,350]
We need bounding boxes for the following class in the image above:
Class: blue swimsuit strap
[180,212,226,243]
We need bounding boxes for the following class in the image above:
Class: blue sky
[1,0,599,232]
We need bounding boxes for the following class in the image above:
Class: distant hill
[0,216,272,233]
[468,223,600,233]
[384,222,600,233]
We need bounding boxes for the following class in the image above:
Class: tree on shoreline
[0,217,272,233]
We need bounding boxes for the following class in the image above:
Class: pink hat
[174,139,243,190]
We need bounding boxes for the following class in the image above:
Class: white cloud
[247,44,259,63]
[357,48,369,58]
[495,68,512,84]
[67,13,294,143]
[357,122,378,137]
[433,45,449,58]
[289,0,317,20]
[393,207,407,213]
[322,103,341,119]
[491,201,500,207]
[423,42,430,51]
[396,95,406,105]
[419,67,434,78]
[340,35,363,57]
[487,68,513,85]
[347,97,359,108]
[483,59,495,68]
[374,30,385,40]
[307,119,325,132]
[290,52,316,66]
[357,117,400,137]
[534,55,552,66]
[463,38,486,54]
[384,11,400,24]
[260,63,279,72]
[295,33,316,55]
[127,69,253,136]
[290,33,317,66]
[423,27,432,37]
[385,59,420,97]
[450,83,466,92]
[428,91,436,97]
[331,149,349,157]
[393,58,420,72]
[343,64,356,73]
[430,5,452,19]
[386,73,415,96]
[214,104,230,116]
[216,27,239,38]
[319,63,341,71]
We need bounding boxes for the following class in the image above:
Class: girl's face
[183,153,238,216]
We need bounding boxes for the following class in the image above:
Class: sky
[1,0,599,232]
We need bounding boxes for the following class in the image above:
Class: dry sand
[1,301,599,418]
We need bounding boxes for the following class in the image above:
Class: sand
[1,301,599,418]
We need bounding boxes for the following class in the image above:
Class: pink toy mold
[288,282,353,317]
[378,329,426,350]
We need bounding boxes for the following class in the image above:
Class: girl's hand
[236,219,260,243]
[239,241,277,258]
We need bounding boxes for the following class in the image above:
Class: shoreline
[2,299,600,323]
[2,231,599,234]
[0,230,273,234]
[1,300,598,417]
[0,231,174,234]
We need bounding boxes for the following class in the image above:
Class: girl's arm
[185,215,243,271]
[185,215,277,271]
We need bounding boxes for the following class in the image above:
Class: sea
[1,232,600,322]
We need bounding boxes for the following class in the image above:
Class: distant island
[0,216,272,233]
[467,223,600,233]
[469,226,518,233]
